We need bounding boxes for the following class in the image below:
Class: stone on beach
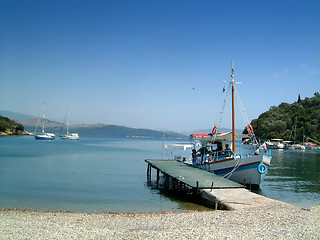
[1,205,319,239]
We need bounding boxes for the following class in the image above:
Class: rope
[193,87,226,134]
[216,83,231,134]
[222,156,246,179]
[202,84,232,147]
[234,85,258,145]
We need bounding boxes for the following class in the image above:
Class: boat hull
[198,153,271,188]
[34,133,55,140]
[60,134,79,140]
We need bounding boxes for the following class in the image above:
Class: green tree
[245,94,320,142]
[0,115,25,134]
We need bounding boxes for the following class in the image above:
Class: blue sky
[1,0,319,133]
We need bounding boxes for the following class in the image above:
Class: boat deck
[145,159,243,189]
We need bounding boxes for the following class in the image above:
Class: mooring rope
[234,85,258,145]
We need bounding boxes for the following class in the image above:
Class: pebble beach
[1,203,319,239]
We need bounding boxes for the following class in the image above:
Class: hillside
[0,111,36,121]
[0,116,25,135]
[246,92,320,142]
[69,124,185,138]
[0,111,187,138]
[19,118,186,139]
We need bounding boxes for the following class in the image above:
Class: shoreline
[1,205,319,239]
[0,130,31,136]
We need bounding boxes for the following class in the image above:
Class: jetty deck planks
[145,159,243,189]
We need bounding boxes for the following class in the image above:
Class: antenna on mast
[231,61,234,83]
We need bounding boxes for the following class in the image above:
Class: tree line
[245,92,320,143]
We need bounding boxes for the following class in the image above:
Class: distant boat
[304,137,320,150]
[266,139,285,149]
[60,108,79,140]
[284,117,306,150]
[290,144,306,150]
[34,103,55,140]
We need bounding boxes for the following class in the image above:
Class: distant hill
[0,111,36,121]
[18,118,186,139]
[69,124,186,138]
[246,92,320,142]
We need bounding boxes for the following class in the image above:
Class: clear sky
[1,0,319,133]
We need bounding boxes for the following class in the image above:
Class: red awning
[190,133,209,138]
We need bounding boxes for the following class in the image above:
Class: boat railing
[265,149,272,157]
[194,148,271,166]
[195,150,235,165]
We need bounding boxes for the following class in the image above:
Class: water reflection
[259,149,320,208]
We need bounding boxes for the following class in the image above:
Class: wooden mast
[231,62,236,154]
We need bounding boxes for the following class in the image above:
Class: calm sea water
[0,136,319,212]
[259,148,320,209]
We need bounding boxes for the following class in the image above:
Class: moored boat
[189,132,271,188]
[61,133,80,140]
[266,139,285,149]
[188,63,272,188]
[284,141,306,150]
[60,108,80,140]
[34,133,56,140]
[34,103,55,140]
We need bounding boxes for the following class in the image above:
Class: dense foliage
[0,116,24,133]
[245,93,320,142]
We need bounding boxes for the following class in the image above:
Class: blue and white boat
[34,103,55,140]
[35,133,56,140]
[190,132,271,188]
[189,63,271,188]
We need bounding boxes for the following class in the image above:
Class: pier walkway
[145,159,242,189]
[145,159,292,210]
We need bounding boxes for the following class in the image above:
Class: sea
[0,135,319,213]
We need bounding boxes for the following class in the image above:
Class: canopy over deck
[165,143,193,150]
[190,132,249,141]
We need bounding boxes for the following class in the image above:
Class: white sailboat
[285,118,305,150]
[266,139,285,149]
[190,63,272,188]
[34,103,56,140]
[60,108,79,140]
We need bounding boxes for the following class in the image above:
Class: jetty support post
[156,169,160,188]
[194,181,200,198]
[147,163,152,183]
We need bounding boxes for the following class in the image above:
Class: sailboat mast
[66,108,70,135]
[42,103,46,134]
[231,62,236,154]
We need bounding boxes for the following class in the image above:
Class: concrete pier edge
[200,188,294,211]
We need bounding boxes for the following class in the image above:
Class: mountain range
[0,111,187,139]
[0,111,37,121]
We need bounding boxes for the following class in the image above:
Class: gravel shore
[1,203,319,239]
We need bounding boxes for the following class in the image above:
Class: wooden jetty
[146,159,242,189]
[145,159,292,210]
